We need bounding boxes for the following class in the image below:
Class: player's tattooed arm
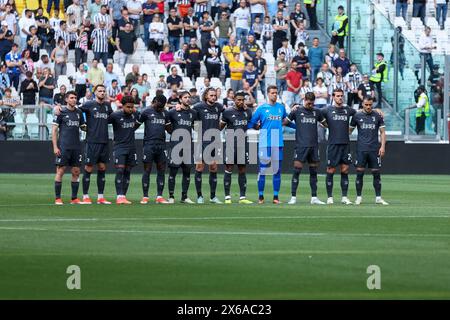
[51,124,60,156]
[379,127,386,157]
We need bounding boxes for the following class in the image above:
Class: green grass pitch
[0,173,449,299]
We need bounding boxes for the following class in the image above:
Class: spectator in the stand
[35,7,50,52]
[116,22,138,74]
[435,0,448,29]
[107,79,122,103]
[253,48,267,98]
[127,0,143,37]
[313,77,328,109]
[159,43,175,72]
[0,64,11,95]
[94,4,112,30]
[252,16,263,42]
[369,52,387,108]
[193,0,211,20]
[88,0,103,21]
[198,77,211,97]
[174,43,188,76]
[295,22,310,49]
[243,33,260,64]
[390,26,406,80]
[74,26,89,69]
[177,0,192,18]
[345,63,362,109]
[118,8,133,33]
[272,10,289,59]
[50,38,68,81]
[217,0,233,17]
[125,64,140,84]
[91,21,109,67]
[332,48,350,76]
[87,59,105,87]
[20,71,38,105]
[131,75,149,102]
[285,61,302,108]
[199,11,214,56]
[308,37,323,83]
[419,26,436,73]
[38,67,55,105]
[5,43,22,90]
[0,21,14,62]
[19,9,36,52]
[78,89,94,105]
[155,74,168,89]
[222,88,235,108]
[142,0,159,47]
[104,63,121,89]
[205,38,222,79]
[167,7,183,52]
[229,52,245,92]
[74,63,88,101]
[189,87,200,104]
[166,88,180,109]
[20,49,35,81]
[234,0,251,45]
[215,11,233,48]
[222,35,240,79]
[274,51,289,97]
[242,60,259,101]
[130,87,143,109]
[26,26,41,62]
[54,20,70,48]
[35,54,53,75]
[293,49,309,80]
[289,2,307,48]
[183,8,199,44]
[330,5,348,49]
[149,14,165,55]
[299,78,313,103]
[325,44,338,69]
[186,37,202,81]
[53,84,67,106]
[413,0,427,24]
[1,3,16,36]
[276,38,295,62]
[304,0,318,30]
[357,74,375,106]
[329,72,346,98]
[167,66,183,90]
[395,0,409,21]
[249,0,266,26]
[262,15,273,52]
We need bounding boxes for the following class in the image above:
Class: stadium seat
[210,77,223,89]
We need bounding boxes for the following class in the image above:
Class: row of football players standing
[51,84,389,205]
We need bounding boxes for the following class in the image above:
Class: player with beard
[321,88,356,205]
[139,94,172,204]
[52,91,86,205]
[220,91,253,204]
[109,95,140,205]
[79,84,113,204]
[349,96,389,205]
[167,91,198,204]
[286,92,327,205]
[192,87,224,204]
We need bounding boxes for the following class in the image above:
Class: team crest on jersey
[372,116,376,122]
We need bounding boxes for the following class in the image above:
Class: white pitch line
[0,215,449,223]
[1,226,450,238]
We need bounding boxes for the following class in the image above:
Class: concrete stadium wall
[0,140,449,174]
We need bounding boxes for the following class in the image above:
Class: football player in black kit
[52,91,86,205]
[286,92,327,205]
[321,88,356,205]
[79,84,113,205]
[193,87,224,204]
[109,95,140,205]
[349,96,389,205]
[166,91,197,204]
[220,91,253,204]
[138,94,172,204]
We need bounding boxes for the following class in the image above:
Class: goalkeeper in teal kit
[248,85,295,204]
